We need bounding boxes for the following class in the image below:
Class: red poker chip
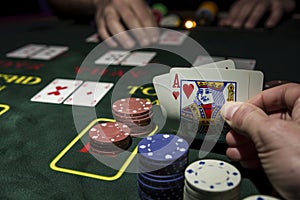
[89,122,130,143]
[112,110,153,120]
[112,98,152,116]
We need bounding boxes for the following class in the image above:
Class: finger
[97,18,118,47]
[221,101,269,142]
[231,1,257,28]
[244,1,269,29]
[226,142,258,161]
[105,6,136,49]
[226,130,253,146]
[265,2,284,28]
[240,158,261,169]
[113,0,150,46]
[220,0,245,26]
[130,0,159,42]
[249,83,300,122]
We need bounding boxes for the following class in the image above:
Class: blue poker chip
[138,134,189,162]
[138,178,183,198]
[138,173,184,188]
[141,171,183,180]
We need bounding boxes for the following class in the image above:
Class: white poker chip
[242,195,281,200]
[185,159,241,193]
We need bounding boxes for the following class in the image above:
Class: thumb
[221,101,269,142]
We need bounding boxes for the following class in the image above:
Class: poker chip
[264,80,290,90]
[184,159,241,200]
[88,122,132,155]
[112,98,155,136]
[137,134,189,200]
[242,195,281,200]
[112,98,152,116]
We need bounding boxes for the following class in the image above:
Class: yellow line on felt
[0,104,10,116]
[50,118,158,181]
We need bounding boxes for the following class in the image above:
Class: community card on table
[29,46,69,60]
[6,44,47,58]
[158,30,189,45]
[95,50,130,65]
[31,79,83,104]
[120,52,156,66]
[63,81,114,107]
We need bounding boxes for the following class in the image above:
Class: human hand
[219,0,296,29]
[94,0,159,49]
[221,83,300,200]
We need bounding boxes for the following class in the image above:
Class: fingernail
[221,102,242,120]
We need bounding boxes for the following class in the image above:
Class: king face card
[180,80,237,133]
[31,79,83,104]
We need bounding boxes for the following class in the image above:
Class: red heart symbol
[172,91,179,100]
[183,84,194,99]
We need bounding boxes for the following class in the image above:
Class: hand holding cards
[153,60,264,134]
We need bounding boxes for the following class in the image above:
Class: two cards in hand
[6,44,68,60]
[153,60,264,120]
[31,79,113,107]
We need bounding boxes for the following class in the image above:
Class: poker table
[0,15,300,200]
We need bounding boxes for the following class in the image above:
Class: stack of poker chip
[137,134,189,200]
[243,195,281,200]
[88,122,132,155]
[112,98,155,137]
[184,159,241,200]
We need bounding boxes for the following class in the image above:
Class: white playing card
[6,44,47,58]
[170,60,236,109]
[120,52,156,66]
[228,57,256,70]
[193,55,226,67]
[63,81,114,107]
[95,50,129,65]
[29,46,69,60]
[159,30,190,45]
[31,79,83,104]
[153,73,171,119]
[85,33,99,43]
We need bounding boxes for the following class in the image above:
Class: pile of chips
[112,98,155,137]
[88,122,132,155]
[137,134,189,200]
[184,159,241,200]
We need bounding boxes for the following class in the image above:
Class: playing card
[153,73,171,119]
[165,66,262,119]
[120,52,156,66]
[95,50,129,65]
[31,79,83,104]
[63,81,114,107]
[228,57,256,70]
[158,30,190,45]
[180,79,237,133]
[192,55,226,67]
[6,44,47,58]
[29,46,69,60]
[170,60,236,108]
[85,33,100,43]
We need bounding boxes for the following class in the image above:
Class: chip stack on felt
[112,98,155,137]
[184,159,241,200]
[88,122,132,155]
[137,134,189,200]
